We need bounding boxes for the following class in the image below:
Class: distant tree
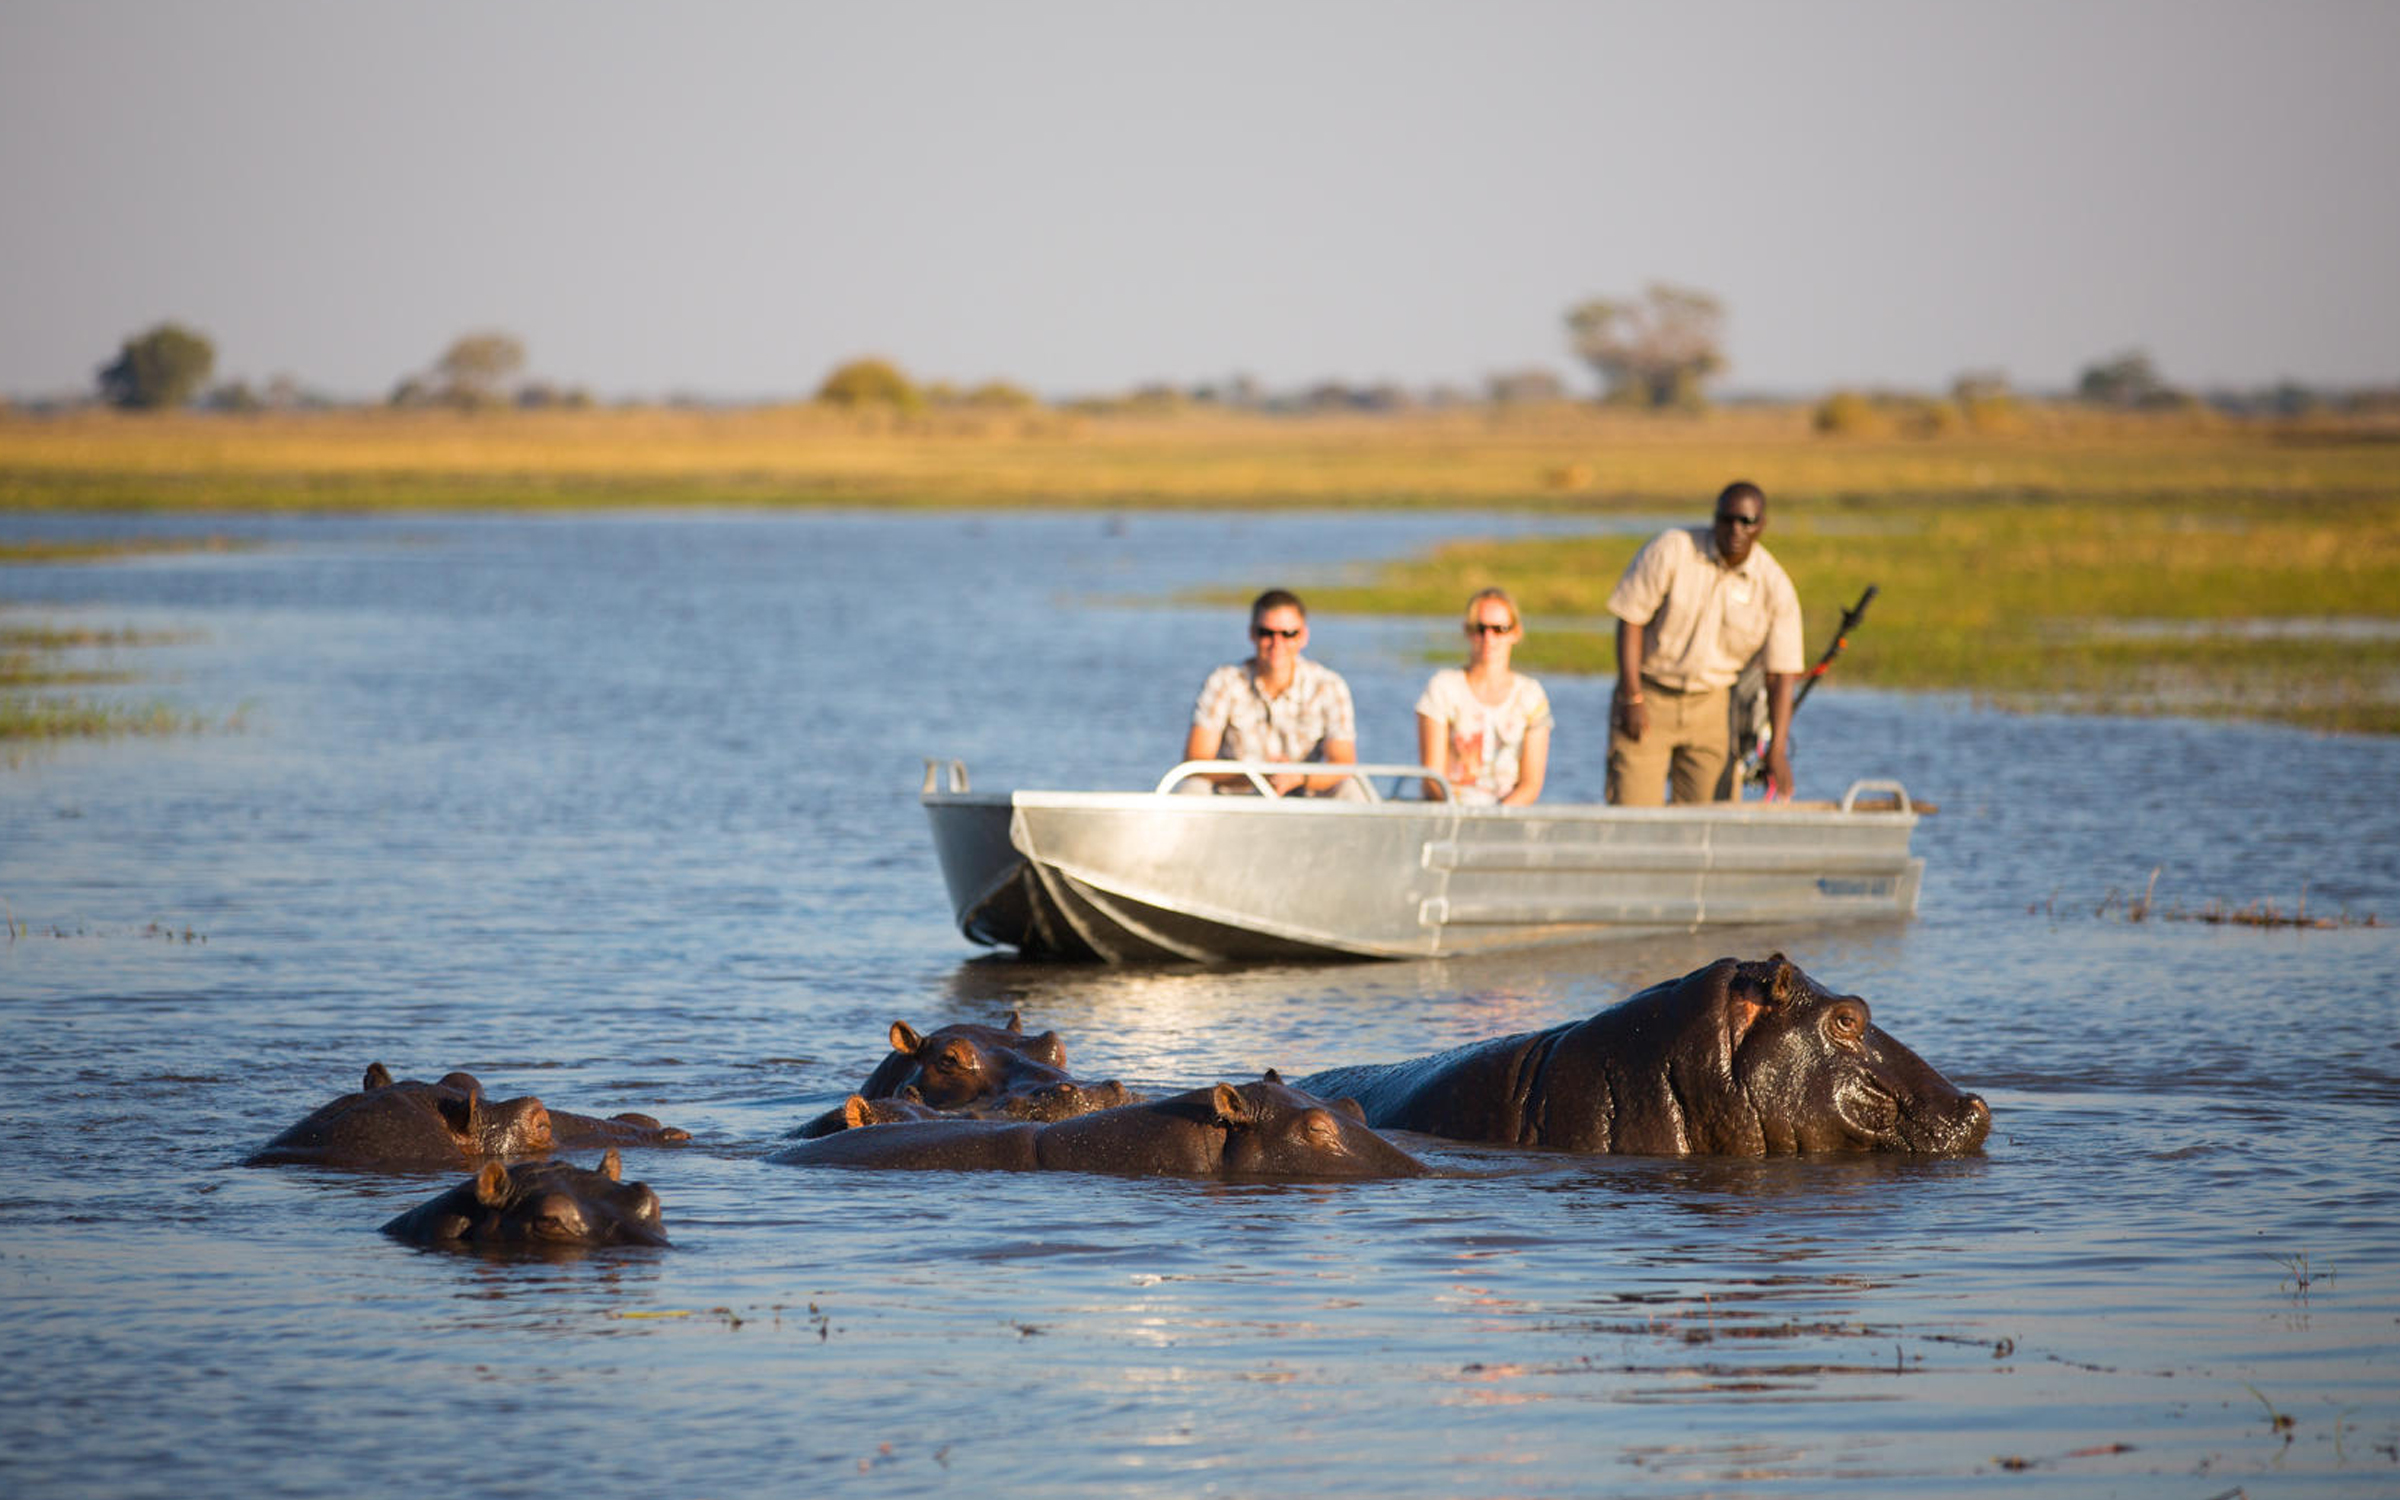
[2077,350,2180,408]
[98,322,217,410]
[816,357,923,410]
[433,331,527,409]
[961,380,1039,410]
[1486,368,1567,406]
[1564,284,1725,409]
[1951,370,2025,433]
[202,380,263,413]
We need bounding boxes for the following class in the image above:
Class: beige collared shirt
[1606,526,1804,691]
[1191,655,1358,763]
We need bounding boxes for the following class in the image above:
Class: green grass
[1303,491,2400,735]
[0,694,208,750]
[0,606,210,755]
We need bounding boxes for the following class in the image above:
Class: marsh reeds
[0,613,208,756]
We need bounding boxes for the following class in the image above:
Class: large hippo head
[1298,955,1989,1158]
[246,1063,557,1170]
[381,1149,669,1250]
[857,1012,1074,1109]
[1586,955,1991,1156]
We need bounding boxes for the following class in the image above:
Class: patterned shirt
[1606,527,1804,691]
[1414,668,1552,803]
[1190,656,1358,764]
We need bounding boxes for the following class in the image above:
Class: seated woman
[1415,588,1551,805]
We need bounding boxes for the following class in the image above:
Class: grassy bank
[4,404,2396,734]
[4,404,2397,511]
[1305,488,2400,734]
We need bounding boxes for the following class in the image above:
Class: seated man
[1183,589,1360,797]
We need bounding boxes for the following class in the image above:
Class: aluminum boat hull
[923,765,1925,964]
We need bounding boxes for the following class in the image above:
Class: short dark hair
[1716,481,1766,512]
[1250,588,1307,625]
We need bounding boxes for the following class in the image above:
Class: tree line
[77,313,2393,422]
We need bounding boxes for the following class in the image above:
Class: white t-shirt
[1414,668,1552,803]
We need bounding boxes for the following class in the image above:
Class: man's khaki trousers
[1606,681,1731,806]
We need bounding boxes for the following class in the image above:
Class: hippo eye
[1826,1004,1867,1042]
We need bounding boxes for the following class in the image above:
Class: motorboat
[922,758,1926,964]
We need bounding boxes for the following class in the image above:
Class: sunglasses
[1253,626,1303,640]
[1715,512,1763,529]
[1466,621,1516,635]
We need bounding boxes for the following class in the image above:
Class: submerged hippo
[381,1149,669,1250]
[789,1013,1131,1139]
[773,1073,1427,1180]
[246,1063,690,1170]
[1296,955,1990,1157]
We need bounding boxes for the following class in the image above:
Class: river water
[3,510,2395,1497]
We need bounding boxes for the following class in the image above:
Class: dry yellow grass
[4,402,2395,510]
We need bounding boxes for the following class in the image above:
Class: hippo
[381,1149,669,1250]
[1296,955,1990,1157]
[792,1077,1134,1137]
[789,1012,1132,1139]
[773,1073,1428,1180]
[246,1063,690,1170]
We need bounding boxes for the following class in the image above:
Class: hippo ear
[1028,1031,1067,1066]
[841,1094,877,1129]
[473,1161,511,1206]
[1262,1067,1283,1084]
[889,1021,925,1055]
[598,1148,623,1181]
[1208,1083,1255,1129]
[1000,1010,1025,1034]
[1726,974,1771,1052]
[1764,953,1807,1007]
[363,1062,394,1091]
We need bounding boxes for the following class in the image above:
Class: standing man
[1606,481,1803,805]
[1184,589,1359,796]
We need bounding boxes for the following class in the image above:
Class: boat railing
[1839,778,1917,813]
[1153,760,1458,803]
[923,758,972,794]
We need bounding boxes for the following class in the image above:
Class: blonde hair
[1464,587,1520,632]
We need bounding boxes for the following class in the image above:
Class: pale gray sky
[4,0,2394,403]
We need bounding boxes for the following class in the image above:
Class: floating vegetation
[0,535,254,564]
[2,541,222,755]
[2268,1251,2331,1299]
[1,620,221,757]
[1,696,211,745]
[4,916,209,944]
[2051,867,2380,929]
